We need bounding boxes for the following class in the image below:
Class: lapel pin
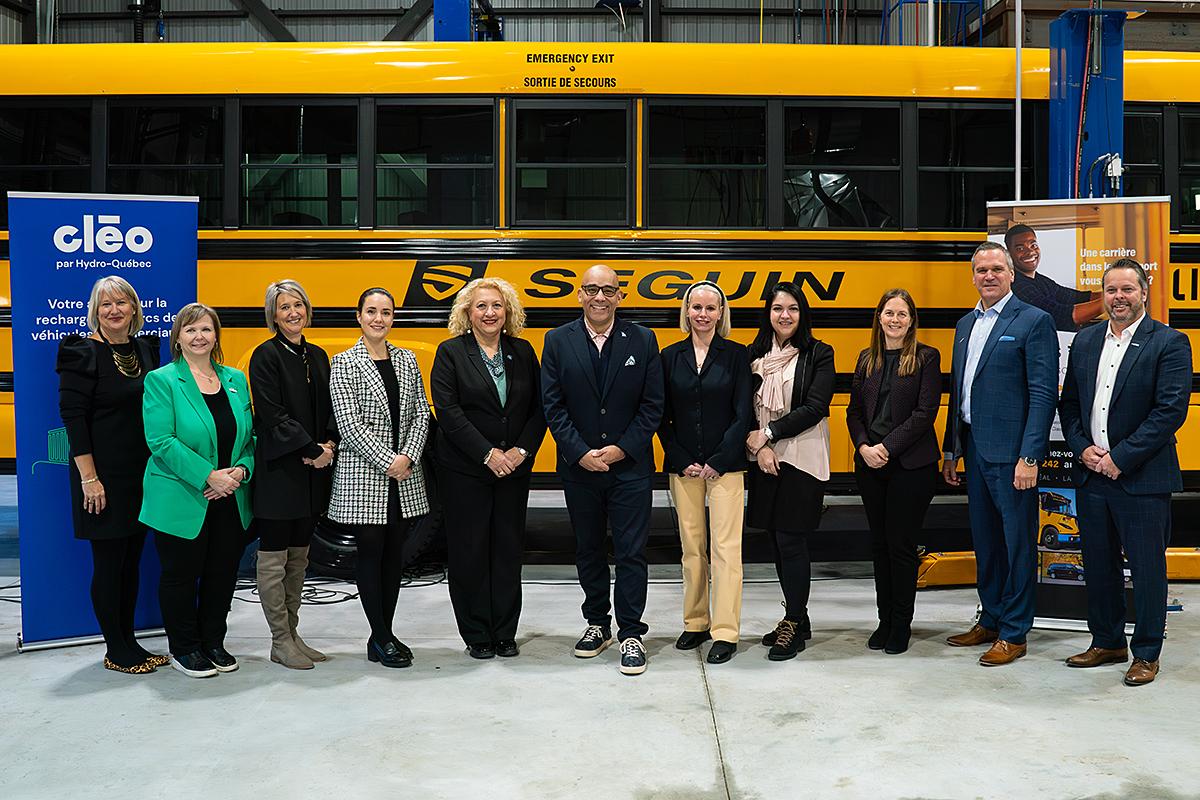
[624,355,636,367]
[228,387,238,393]
[621,331,627,337]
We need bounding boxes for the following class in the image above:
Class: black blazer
[845,343,942,470]
[430,333,547,480]
[541,317,664,482]
[1059,316,1191,495]
[658,334,753,476]
[750,339,836,442]
[248,335,337,519]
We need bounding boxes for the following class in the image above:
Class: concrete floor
[1,564,1198,800]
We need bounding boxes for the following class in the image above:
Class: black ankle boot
[868,623,891,650]
[884,624,911,655]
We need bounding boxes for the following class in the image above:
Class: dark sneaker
[619,638,647,675]
[767,620,805,661]
[171,650,218,678]
[203,646,239,673]
[466,643,495,660]
[573,625,613,658]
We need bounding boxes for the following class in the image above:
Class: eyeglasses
[581,284,620,298]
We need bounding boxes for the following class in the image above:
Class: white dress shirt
[1090,312,1146,451]
[960,291,1013,425]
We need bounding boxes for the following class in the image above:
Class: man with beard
[1006,224,1103,332]
[1058,258,1190,686]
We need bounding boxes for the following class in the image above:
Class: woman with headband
[657,281,753,664]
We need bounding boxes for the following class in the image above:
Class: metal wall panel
[505,16,643,42]
[288,19,398,42]
[0,7,21,45]
[663,15,791,44]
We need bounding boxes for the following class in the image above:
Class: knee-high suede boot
[285,546,327,662]
[257,550,313,670]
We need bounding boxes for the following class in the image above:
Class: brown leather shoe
[1124,658,1160,686]
[946,624,999,647]
[1065,646,1128,668]
[979,639,1027,666]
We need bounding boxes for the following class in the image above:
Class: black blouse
[374,358,401,452]
[868,350,900,445]
[203,388,236,470]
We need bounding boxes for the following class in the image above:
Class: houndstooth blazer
[327,338,430,524]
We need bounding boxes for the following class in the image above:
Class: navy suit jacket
[541,317,664,482]
[1058,316,1191,495]
[942,294,1059,464]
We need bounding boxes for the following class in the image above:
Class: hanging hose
[1074,4,1095,198]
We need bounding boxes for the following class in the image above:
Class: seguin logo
[405,261,489,305]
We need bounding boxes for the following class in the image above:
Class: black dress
[248,335,336,519]
[56,334,161,540]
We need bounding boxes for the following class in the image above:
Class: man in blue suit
[542,264,664,676]
[943,241,1059,666]
[1058,258,1190,686]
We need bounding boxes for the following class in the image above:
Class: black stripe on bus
[1171,243,1200,263]
[210,306,973,330]
[193,238,980,262]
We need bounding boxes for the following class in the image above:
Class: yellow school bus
[1,42,1199,504]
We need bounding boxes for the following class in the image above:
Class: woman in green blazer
[140,303,255,679]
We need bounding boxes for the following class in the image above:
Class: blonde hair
[447,277,526,337]
[86,276,144,336]
[169,303,224,364]
[264,279,313,333]
[679,281,731,338]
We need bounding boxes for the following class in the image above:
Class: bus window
[1180,113,1200,228]
[0,105,91,229]
[108,104,224,228]
[513,104,628,226]
[377,104,494,227]
[783,105,900,229]
[918,105,1014,230]
[241,103,357,227]
[647,103,765,228]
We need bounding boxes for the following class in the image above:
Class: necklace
[479,343,505,379]
[279,336,311,384]
[98,330,141,378]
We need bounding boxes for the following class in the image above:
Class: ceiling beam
[384,0,434,41]
[231,0,296,42]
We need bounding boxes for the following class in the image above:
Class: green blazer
[139,359,255,539]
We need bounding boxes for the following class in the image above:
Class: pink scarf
[753,342,799,428]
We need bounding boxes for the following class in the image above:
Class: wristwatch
[1021,457,1037,467]
[516,447,530,458]
[762,425,775,442]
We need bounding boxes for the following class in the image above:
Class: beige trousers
[669,471,745,643]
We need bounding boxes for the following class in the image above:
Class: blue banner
[7,192,197,646]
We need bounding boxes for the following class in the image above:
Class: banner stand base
[17,628,167,654]
[1033,617,1135,635]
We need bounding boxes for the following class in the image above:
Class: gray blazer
[327,338,430,524]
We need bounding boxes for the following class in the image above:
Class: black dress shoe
[467,643,495,660]
[675,630,712,650]
[494,640,520,658]
[202,646,239,673]
[367,638,413,668]
[706,640,736,664]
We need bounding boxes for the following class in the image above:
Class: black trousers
[89,532,147,666]
[258,516,315,552]
[1078,479,1172,661]
[353,485,412,644]
[155,499,246,656]
[563,474,652,642]
[439,467,530,646]
[855,459,938,629]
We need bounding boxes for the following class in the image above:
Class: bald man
[542,265,664,676]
